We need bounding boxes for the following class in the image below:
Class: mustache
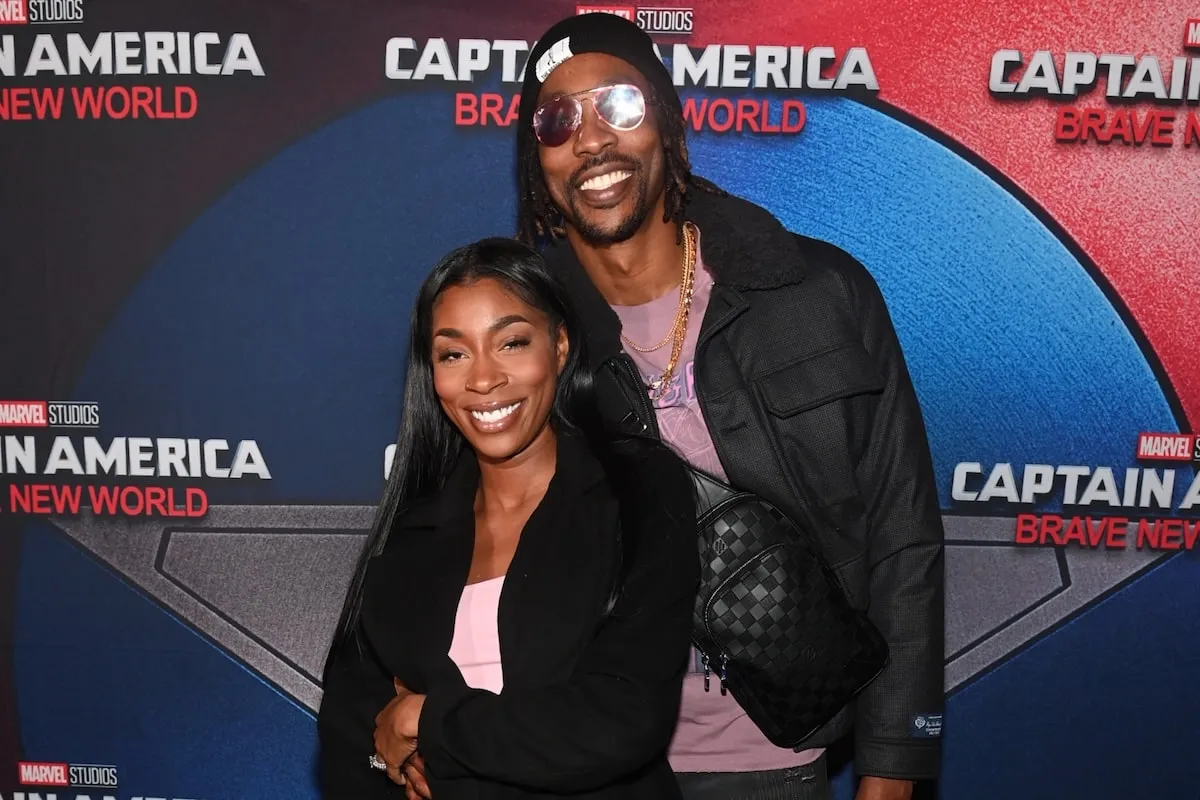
[569,151,641,188]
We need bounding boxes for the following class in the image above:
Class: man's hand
[403,752,432,800]
[856,777,914,800]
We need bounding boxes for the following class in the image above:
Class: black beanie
[518,13,682,138]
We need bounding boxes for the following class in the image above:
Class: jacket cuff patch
[910,713,942,738]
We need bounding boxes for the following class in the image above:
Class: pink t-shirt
[612,231,824,773]
[448,576,505,695]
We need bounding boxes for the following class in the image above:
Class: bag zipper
[696,543,786,694]
[698,648,731,695]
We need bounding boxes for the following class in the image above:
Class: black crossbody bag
[689,468,890,749]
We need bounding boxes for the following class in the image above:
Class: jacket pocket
[752,344,881,594]
[752,342,882,507]
[755,343,884,417]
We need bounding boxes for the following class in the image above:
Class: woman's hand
[374,678,427,788]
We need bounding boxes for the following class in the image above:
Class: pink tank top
[448,576,505,694]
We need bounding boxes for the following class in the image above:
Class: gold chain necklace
[620,224,696,354]
[620,223,698,399]
[620,316,680,354]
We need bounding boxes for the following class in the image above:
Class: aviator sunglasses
[532,83,647,147]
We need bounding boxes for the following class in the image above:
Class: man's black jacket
[545,187,946,780]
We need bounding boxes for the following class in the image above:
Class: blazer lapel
[497,433,615,686]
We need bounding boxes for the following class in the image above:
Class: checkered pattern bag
[690,468,890,748]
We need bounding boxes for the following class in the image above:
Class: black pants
[676,756,829,800]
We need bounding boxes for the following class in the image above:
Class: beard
[559,153,655,246]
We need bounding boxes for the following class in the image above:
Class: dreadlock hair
[516,88,724,247]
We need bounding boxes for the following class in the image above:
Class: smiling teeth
[580,171,632,191]
[471,403,519,423]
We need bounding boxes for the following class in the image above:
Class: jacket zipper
[692,325,738,495]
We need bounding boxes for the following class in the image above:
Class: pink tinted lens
[533,96,582,146]
[594,84,646,130]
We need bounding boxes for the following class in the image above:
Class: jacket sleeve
[839,250,945,780]
[416,455,698,793]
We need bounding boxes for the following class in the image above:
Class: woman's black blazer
[318,431,698,799]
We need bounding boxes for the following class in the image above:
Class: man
[510,12,943,800]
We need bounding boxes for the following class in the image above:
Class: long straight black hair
[331,237,667,649]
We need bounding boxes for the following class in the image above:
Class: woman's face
[430,278,568,465]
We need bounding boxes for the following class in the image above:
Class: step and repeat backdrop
[1,1,1198,798]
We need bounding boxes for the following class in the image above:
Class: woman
[318,238,698,799]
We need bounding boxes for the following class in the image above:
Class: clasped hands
[373,678,912,800]
[374,677,432,800]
